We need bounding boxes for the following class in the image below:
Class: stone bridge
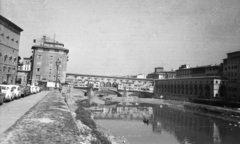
[66,73,154,93]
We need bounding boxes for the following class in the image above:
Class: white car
[0,85,15,101]
[30,86,37,94]
[8,85,22,99]
[36,86,40,93]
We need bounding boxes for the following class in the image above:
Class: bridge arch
[194,85,197,95]
[178,85,180,93]
[112,82,118,88]
[199,85,203,97]
[185,84,188,95]
[174,85,176,93]
[204,85,211,98]
[189,85,193,95]
[106,82,111,87]
[181,85,184,94]
[100,82,105,87]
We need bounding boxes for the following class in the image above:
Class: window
[13,58,17,65]
[4,55,7,62]
[37,68,40,72]
[38,55,42,59]
[49,56,53,61]
[36,75,40,80]
[49,62,52,67]
[9,57,12,64]
[37,61,41,65]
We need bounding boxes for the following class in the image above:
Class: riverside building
[0,15,23,84]
[154,76,227,100]
[222,51,240,98]
[29,37,69,85]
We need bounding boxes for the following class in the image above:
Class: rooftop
[0,15,23,33]
[176,64,221,71]
[32,45,69,53]
[227,51,240,56]
[155,76,226,81]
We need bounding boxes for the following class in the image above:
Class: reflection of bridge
[91,105,153,120]
[66,73,154,93]
[94,113,147,120]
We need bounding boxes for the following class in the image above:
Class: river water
[90,103,240,144]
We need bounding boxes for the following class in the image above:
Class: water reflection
[153,105,240,144]
[91,103,153,120]
[91,102,240,144]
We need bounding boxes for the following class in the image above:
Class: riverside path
[0,91,50,134]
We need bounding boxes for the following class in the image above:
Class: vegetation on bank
[75,101,111,144]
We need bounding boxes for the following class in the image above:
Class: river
[90,103,240,144]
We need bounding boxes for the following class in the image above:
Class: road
[0,91,50,134]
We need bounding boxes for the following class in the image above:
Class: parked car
[30,85,37,94]
[36,86,40,93]
[8,85,22,99]
[0,85,15,101]
[0,87,5,105]
[22,86,31,97]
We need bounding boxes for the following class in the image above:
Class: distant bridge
[66,73,154,93]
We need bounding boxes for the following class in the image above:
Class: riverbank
[0,91,84,144]
[64,88,129,144]
[0,90,124,144]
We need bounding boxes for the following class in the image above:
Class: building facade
[16,57,31,85]
[222,51,240,98]
[0,15,23,84]
[147,67,176,79]
[30,39,69,85]
[154,76,227,99]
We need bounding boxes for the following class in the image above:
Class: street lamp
[55,59,61,89]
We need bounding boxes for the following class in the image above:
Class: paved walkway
[0,91,50,134]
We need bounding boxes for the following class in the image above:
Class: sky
[1,0,240,76]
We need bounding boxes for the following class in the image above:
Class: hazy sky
[1,0,240,76]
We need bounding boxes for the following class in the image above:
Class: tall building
[16,57,31,85]
[0,15,23,84]
[30,37,69,85]
[222,51,240,98]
